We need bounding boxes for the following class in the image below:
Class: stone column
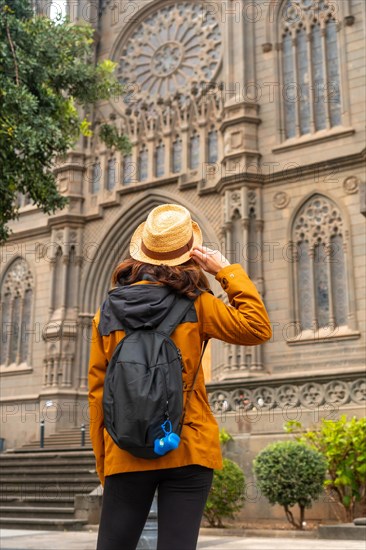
[78,314,94,391]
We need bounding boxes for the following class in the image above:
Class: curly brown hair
[111,258,211,300]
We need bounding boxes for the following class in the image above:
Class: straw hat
[129,204,202,266]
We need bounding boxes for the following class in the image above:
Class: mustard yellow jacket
[88,264,272,485]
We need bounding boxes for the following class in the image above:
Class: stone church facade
[1,0,365,521]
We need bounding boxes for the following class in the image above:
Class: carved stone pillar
[77,314,94,391]
[217,187,266,380]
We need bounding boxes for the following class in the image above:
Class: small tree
[285,416,366,521]
[203,429,245,528]
[253,441,327,529]
[0,0,130,243]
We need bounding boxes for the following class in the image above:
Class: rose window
[117,2,222,105]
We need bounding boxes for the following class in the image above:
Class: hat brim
[129,220,203,266]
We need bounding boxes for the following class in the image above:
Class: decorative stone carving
[294,195,343,246]
[324,380,349,405]
[273,191,290,209]
[262,42,273,53]
[343,176,360,194]
[231,388,253,410]
[209,390,231,412]
[300,382,325,407]
[58,176,68,193]
[116,2,222,108]
[350,379,366,404]
[282,0,339,28]
[253,387,276,408]
[275,384,300,407]
[231,131,243,149]
[344,15,355,26]
[248,190,257,207]
[2,258,33,295]
[207,378,365,411]
[231,191,241,207]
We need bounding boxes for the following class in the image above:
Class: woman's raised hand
[190,245,231,276]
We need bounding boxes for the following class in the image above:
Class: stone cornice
[4,149,365,237]
[204,146,366,194]
[118,175,179,196]
[5,225,50,242]
[264,146,366,186]
[53,163,86,176]
[47,214,86,229]
[220,115,262,132]
[206,367,366,392]
[272,127,356,154]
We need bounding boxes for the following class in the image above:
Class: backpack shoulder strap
[156,296,195,336]
[178,339,209,434]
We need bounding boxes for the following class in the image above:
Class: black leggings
[96,465,213,550]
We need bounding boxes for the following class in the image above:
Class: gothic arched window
[172,137,182,173]
[1,258,34,366]
[208,128,218,163]
[107,158,116,190]
[138,146,148,181]
[281,0,342,139]
[91,161,101,194]
[155,142,165,178]
[189,132,200,170]
[123,154,133,185]
[292,195,348,334]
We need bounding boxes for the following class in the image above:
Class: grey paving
[0,530,365,550]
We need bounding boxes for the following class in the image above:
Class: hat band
[141,234,194,261]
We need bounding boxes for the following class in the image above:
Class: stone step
[0,451,95,468]
[0,484,97,495]
[0,516,88,531]
[0,444,99,530]
[0,467,96,475]
[23,442,91,447]
[22,437,91,443]
[19,428,92,447]
[0,495,75,505]
[0,474,97,483]
[3,449,94,457]
[11,445,93,453]
[0,462,95,472]
[21,435,91,439]
[0,505,75,518]
[23,434,91,441]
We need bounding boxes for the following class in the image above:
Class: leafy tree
[285,416,366,521]
[253,441,327,529]
[204,429,245,527]
[0,0,130,243]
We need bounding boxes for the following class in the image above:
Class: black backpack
[103,296,206,459]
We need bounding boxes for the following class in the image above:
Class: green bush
[253,441,327,529]
[285,415,366,521]
[204,457,245,527]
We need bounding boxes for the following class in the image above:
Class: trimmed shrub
[253,440,327,529]
[204,457,245,527]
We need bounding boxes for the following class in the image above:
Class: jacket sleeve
[197,264,272,345]
[88,310,108,486]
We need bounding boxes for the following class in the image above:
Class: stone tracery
[0,258,34,366]
[117,2,222,108]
